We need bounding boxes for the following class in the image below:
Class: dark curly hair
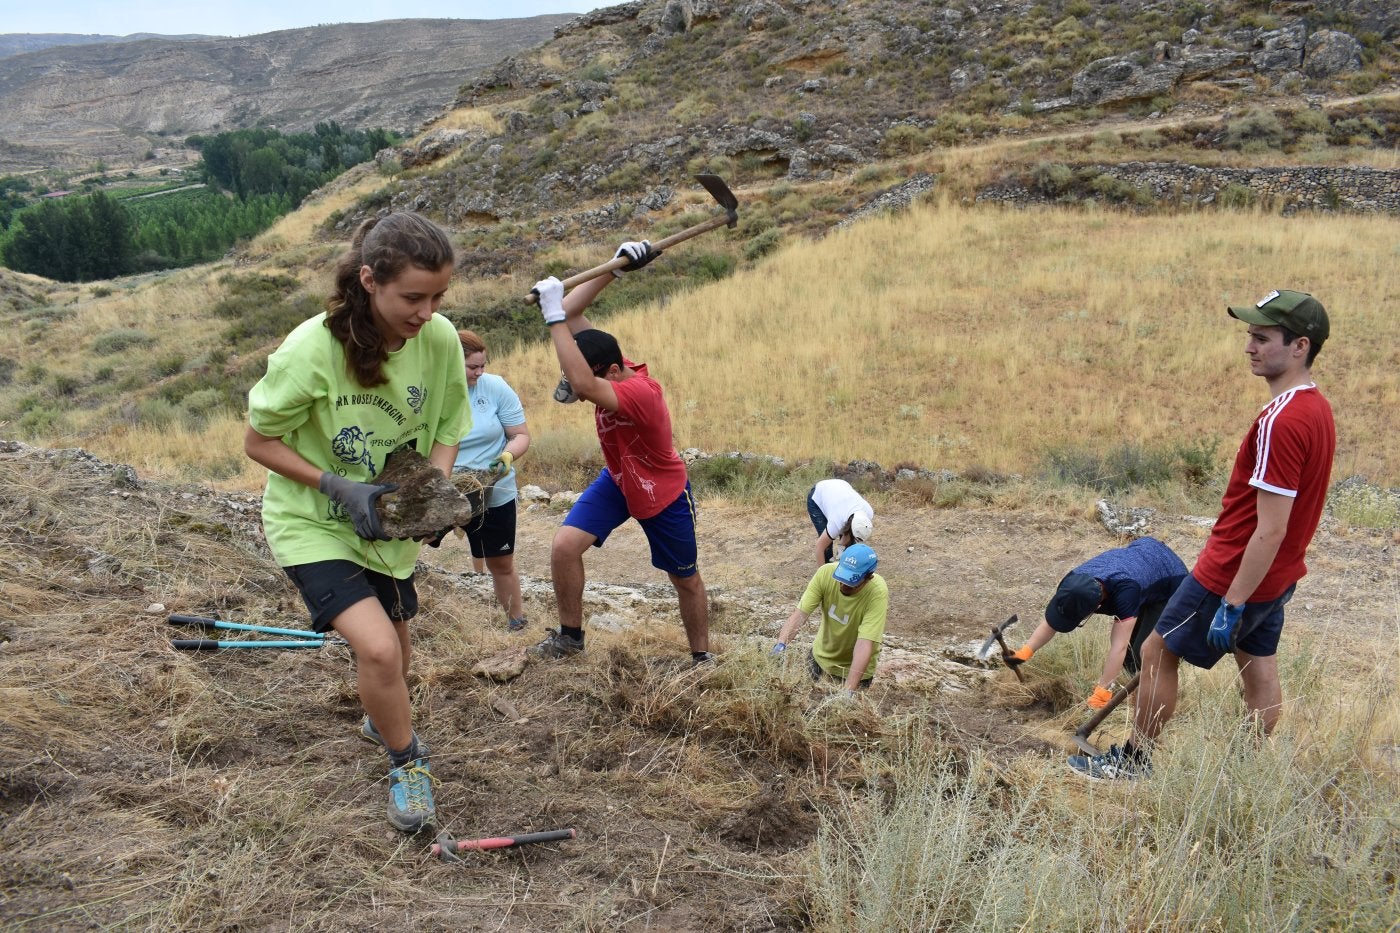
[326,212,454,387]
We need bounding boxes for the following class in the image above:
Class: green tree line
[190,122,398,202]
[0,122,398,282]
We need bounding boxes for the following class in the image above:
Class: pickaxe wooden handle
[526,173,738,303]
[992,623,1026,683]
[1072,673,1140,755]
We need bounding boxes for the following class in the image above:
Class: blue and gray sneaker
[359,716,429,758]
[1067,744,1151,782]
[507,616,528,632]
[386,757,436,832]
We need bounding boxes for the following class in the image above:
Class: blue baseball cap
[833,543,878,585]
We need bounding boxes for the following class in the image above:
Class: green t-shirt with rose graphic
[248,312,469,578]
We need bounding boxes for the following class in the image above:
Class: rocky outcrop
[1072,56,1183,107]
[1304,30,1364,78]
[1066,24,1366,109]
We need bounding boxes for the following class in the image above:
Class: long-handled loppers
[168,613,343,651]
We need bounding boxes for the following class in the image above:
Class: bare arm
[502,422,531,461]
[1224,489,1294,606]
[562,275,611,335]
[245,426,322,488]
[428,441,456,478]
[776,607,810,646]
[814,531,834,566]
[845,639,875,692]
[1098,616,1134,688]
[549,274,620,411]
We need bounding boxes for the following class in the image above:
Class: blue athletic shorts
[563,469,700,577]
[284,559,418,633]
[1154,573,1294,669]
[466,500,517,560]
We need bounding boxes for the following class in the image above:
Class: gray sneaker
[386,757,436,832]
[359,716,429,758]
[529,628,584,659]
[1067,744,1151,782]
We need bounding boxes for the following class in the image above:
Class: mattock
[977,614,1025,683]
[1071,674,1140,755]
[525,173,739,302]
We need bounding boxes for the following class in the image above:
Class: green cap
[1227,289,1329,342]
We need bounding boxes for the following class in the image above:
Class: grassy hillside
[2,192,1397,496]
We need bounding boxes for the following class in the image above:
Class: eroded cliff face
[0,16,572,171]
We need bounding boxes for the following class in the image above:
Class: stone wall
[978,163,1400,215]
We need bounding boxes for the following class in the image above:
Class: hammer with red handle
[432,829,576,862]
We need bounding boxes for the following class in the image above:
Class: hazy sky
[4,2,602,38]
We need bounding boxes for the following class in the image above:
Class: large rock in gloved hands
[373,446,492,540]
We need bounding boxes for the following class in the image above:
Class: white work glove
[612,240,657,277]
[532,276,566,325]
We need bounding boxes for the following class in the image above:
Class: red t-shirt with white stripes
[594,360,689,520]
[1193,384,1335,601]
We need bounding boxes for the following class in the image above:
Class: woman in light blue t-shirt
[454,330,532,630]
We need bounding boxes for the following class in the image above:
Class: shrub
[91,328,155,355]
[881,125,927,156]
[743,229,782,262]
[0,356,15,385]
[1217,183,1256,209]
[181,388,226,418]
[1223,109,1285,151]
[1288,108,1331,135]
[152,353,187,378]
[1040,442,1179,492]
[1031,162,1074,196]
[49,372,81,397]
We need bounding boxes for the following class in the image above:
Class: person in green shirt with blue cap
[772,543,888,697]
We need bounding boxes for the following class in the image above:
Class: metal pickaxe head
[977,614,1019,660]
[695,173,739,228]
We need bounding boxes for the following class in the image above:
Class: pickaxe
[432,828,576,863]
[1071,673,1140,755]
[977,614,1025,683]
[525,173,738,302]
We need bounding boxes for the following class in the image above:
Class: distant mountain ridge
[0,16,575,172]
[0,34,210,60]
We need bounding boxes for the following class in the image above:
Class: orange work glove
[1012,645,1034,662]
[1087,685,1115,709]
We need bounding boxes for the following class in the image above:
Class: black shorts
[284,560,418,633]
[807,649,873,689]
[465,500,518,560]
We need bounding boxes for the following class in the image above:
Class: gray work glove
[319,472,396,541]
[612,240,657,277]
[553,374,579,404]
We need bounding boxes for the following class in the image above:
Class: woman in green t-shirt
[244,212,470,833]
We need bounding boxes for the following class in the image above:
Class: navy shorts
[466,499,517,561]
[806,486,833,562]
[1154,573,1294,669]
[284,560,418,633]
[563,470,699,577]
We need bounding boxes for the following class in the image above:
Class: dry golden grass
[428,106,505,135]
[503,197,1400,484]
